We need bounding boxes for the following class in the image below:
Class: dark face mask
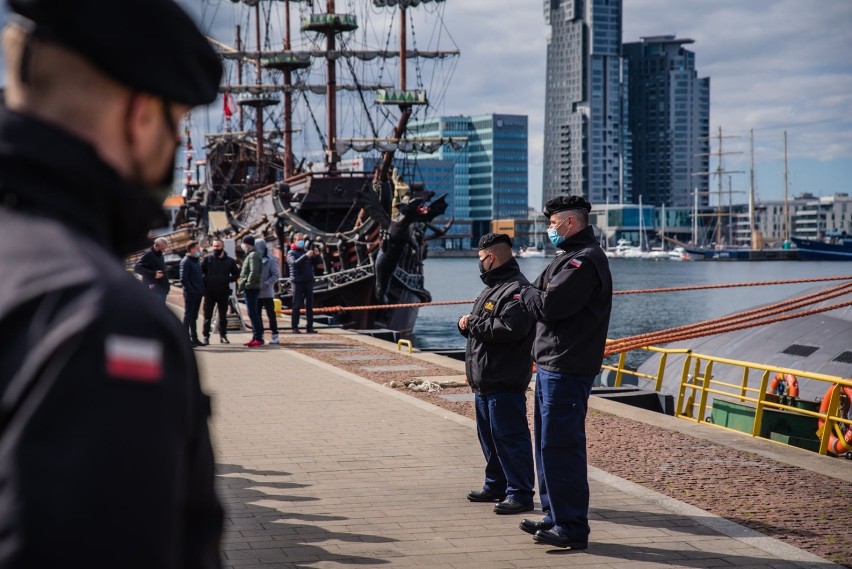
[477,255,492,274]
[214,249,224,257]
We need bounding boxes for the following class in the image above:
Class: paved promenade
[197,333,841,569]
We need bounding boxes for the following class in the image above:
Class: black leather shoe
[467,489,506,503]
[220,335,230,344]
[291,328,302,334]
[191,339,205,348]
[533,529,588,550]
[306,328,317,334]
[519,518,554,535]
[494,499,534,515]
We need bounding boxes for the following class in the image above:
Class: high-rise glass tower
[542,0,628,207]
[623,35,710,208]
[409,114,528,241]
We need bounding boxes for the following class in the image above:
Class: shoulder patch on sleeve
[105,335,163,382]
[568,258,583,268]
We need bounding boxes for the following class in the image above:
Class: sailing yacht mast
[749,129,756,249]
[783,131,790,243]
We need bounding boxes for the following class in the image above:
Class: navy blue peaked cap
[8,0,222,105]
[543,195,592,218]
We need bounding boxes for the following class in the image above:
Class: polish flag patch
[569,258,583,268]
[105,335,163,382]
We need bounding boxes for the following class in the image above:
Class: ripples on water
[413,257,850,367]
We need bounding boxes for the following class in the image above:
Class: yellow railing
[601,345,852,456]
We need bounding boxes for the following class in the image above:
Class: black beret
[241,235,255,245]
[8,0,222,105]
[478,233,513,250]
[543,195,592,218]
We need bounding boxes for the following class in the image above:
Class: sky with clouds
[2,0,850,208]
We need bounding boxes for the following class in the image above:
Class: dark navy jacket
[287,246,315,283]
[0,106,223,569]
[180,254,204,295]
[459,258,535,394]
[519,225,612,376]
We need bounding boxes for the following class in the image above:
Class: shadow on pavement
[216,463,395,568]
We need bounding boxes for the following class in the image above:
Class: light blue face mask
[194,250,202,258]
[296,240,305,249]
[547,216,570,246]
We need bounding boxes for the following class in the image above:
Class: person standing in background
[254,239,280,344]
[179,241,204,347]
[287,233,316,334]
[201,238,238,344]
[134,236,170,302]
[238,235,263,346]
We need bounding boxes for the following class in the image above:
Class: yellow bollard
[273,298,283,316]
[397,339,413,353]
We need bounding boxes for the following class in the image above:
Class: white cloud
[3,0,850,202]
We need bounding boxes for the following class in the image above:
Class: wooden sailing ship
[150,0,463,333]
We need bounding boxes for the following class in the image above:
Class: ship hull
[791,237,852,261]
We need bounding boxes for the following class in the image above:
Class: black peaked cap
[543,195,592,218]
[8,0,222,105]
[478,232,512,250]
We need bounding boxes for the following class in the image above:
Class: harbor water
[413,258,851,365]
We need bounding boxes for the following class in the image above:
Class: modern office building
[623,35,710,209]
[542,0,629,206]
[409,113,529,243]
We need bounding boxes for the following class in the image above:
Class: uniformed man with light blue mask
[517,195,613,550]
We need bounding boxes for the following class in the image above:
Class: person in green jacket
[238,235,264,346]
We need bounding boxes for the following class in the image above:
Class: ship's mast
[325,0,339,172]
[749,129,756,249]
[783,130,790,242]
[254,2,264,170]
[283,0,295,178]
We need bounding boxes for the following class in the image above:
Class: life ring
[768,373,799,398]
[817,384,852,455]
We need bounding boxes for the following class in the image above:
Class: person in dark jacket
[286,232,316,333]
[458,233,536,516]
[201,238,239,344]
[0,1,223,567]
[180,241,205,347]
[517,195,613,550]
[134,236,170,302]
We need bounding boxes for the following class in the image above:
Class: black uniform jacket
[201,252,239,295]
[459,258,535,394]
[0,107,223,568]
[135,246,171,294]
[519,226,613,376]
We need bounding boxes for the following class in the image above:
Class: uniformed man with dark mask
[458,233,536,516]
[0,0,224,567]
[516,196,613,550]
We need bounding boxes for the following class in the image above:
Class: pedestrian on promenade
[0,0,223,566]
[517,195,613,550]
[254,239,280,344]
[458,233,536,515]
[180,240,205,347]
[287,232,316,334]
[238,234,264,346]
[201,238,239,344]
[134,236,171,302]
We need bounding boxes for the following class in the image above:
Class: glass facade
[409,113,529,243]
[543,0,628,207]
[622,36,710,208]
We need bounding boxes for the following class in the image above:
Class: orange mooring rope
[278,275,852,315]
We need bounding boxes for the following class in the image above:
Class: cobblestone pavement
[270,330,851,567]
[194,327,844,568]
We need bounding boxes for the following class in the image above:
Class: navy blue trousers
[474,391,535,504]
[243,288,263,341]
[534,368,594,541]
[291,281,314,330]
[182,292,202,342]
